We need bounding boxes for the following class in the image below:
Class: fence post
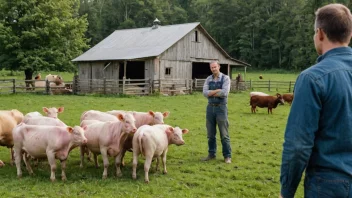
[159,79,162,93]
[122,77,125,94]
[73,75,78,95]
[103,77,106,94]
[250,79,252,90]
[149,79,152,94]
[12,79,16,94]
[46,80,50,95]
[190,79,193,94]
[268,80,271,92]
[193,78,196,91]
[289,81,292,92]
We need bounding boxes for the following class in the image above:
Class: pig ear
[117,114,124,121]
[165,127,174,137]
[182,129,189,134]
[148,111,155,117]
[58,107,64,113]
[67,127,73,133]
[163,111,170,118]
[43,107,48,113]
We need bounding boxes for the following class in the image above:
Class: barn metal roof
[72,22,249,66]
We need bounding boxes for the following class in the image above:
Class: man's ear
[317,28,325,41]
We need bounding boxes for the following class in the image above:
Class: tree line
[1,0,351,79]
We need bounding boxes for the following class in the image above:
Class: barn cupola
[152,18,160,29]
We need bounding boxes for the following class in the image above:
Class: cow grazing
[249,91,269,97]
[259,75,263,79]
[132,124,189,183]
[283,93,294,105]
[250,93,285,114]
[13,124,87,181]
[106,110,170,177]
[82,113,137,179]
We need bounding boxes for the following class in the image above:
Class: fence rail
[0,77,295,95]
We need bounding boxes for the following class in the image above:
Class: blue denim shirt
[280,47,352,197]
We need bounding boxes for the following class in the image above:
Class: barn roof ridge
[72,22,250,66]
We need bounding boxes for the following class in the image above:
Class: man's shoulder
[220,73,230,82]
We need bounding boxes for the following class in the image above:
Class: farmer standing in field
[280,3,352,197]
[202,60,232,164]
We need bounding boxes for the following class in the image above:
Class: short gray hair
[209,60,220,66]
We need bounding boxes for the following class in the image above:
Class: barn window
[195,31,198,42]
[165,67,171,75]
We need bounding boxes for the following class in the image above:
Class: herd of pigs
[0,91,292,183]
[0,107,188,183]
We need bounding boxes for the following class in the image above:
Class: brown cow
[250,93,285,114]
[283,93,294,105]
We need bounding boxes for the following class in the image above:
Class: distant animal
[249,92,269,97]
[250,93,284,114]
[34,74,65,88]
[0,160,4,167]
[34,73,41,80]
[283,93,294,105]
[259,75,263,79]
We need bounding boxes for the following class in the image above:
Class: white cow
[23,116,67,127]
[82,113,137,179]
[106,110,170,177]
[80,110,118,122]
[13,124,87,181]
[132,124,189,183]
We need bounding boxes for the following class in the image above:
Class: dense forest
[1,0,352,78]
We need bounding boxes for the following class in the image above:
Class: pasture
[0,91,304,198]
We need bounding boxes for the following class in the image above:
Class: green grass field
[0,91,304,198]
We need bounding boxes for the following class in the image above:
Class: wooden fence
[0,77,295,95]
[245,80,295,92]
[0,79,74,94]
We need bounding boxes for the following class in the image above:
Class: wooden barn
[72,20,250,94]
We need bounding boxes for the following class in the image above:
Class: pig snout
[82,138,88,144]
[131,128,137,133]
[177,140,185,146]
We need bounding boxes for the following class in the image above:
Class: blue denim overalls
[206,75,231,158]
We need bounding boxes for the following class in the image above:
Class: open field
[0,92,304,198]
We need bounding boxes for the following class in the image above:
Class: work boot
[224,157,231,164]
[201,155,216,161]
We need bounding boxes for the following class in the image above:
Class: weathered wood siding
[160,60,191,79]
[160,27,240,65]
[144,59,154,80]
[78,62,91,80]
[104,61,119,80]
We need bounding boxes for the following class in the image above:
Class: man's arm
[280,73,322,197]
[203,77,220,97]
[213,75,231,97]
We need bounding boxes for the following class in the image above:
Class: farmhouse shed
[72,21,250,94]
